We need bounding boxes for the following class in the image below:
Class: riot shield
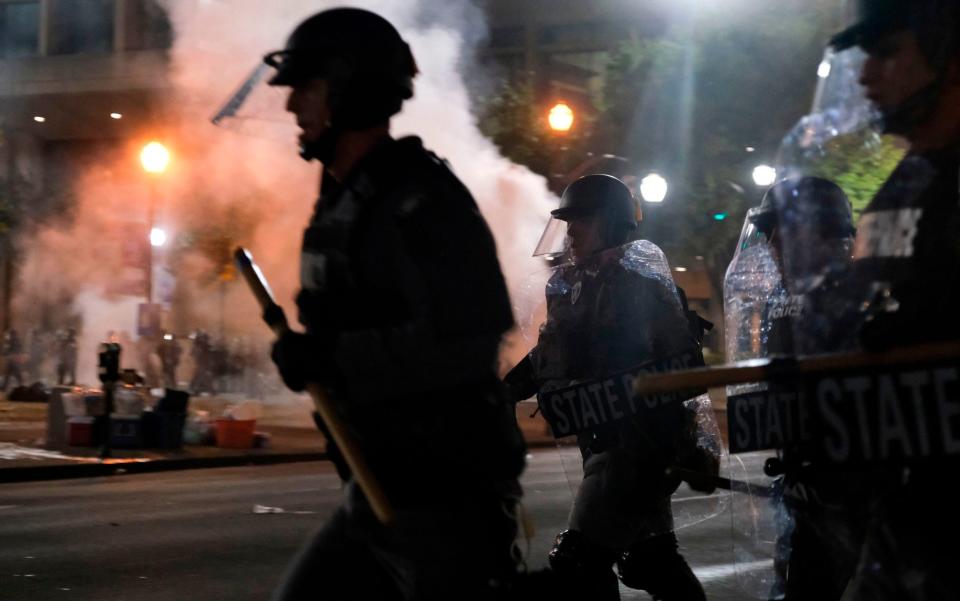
[774,45,905,354]
[722,44,914,601]
[512,240,728,551]
[723,209,783,366]
[721,210,787,598]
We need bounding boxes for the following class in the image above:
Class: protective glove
[312,411,351,482]
[270,330,319,393]
[503,354,538,405]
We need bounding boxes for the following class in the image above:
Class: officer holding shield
[775,1,960,598]
[506,174,707,601]
[731,177,862,601]
[833,2,960,599]
[237,8,526,600]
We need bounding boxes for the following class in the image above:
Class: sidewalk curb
[0,451,328,484]
[0,439,558,485]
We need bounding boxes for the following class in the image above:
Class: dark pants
[271,482,521,601]
[57,363,76,386]
[557,446,704,601]
[780,503,864,601]
[3,362,22,391]
[845,470,960,601]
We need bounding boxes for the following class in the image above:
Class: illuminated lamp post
[139,142,170,305]
[547,102,575,133]
[640,173,669,204]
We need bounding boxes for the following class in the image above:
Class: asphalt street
[0,449,777,601]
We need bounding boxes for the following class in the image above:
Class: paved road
[0,449,777,600]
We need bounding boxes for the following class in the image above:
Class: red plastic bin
[214,419,257,449]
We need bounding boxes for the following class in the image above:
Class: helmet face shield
[771,44,906,353]
[210,62,298,143]
[777,46,881,184]
[532,217,571,258]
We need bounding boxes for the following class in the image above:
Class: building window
[50,0,115,55]
[0,1,40,58]
[124,0,172,50]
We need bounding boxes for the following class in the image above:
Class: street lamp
[150,227,167,248]
[640,173,668,203]
[547,102,574,133]
[752,164,777,187]
[140,141,170,174]
[140,142,171,305]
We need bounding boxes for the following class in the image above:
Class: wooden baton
[632,341,960,397]
[234,247,395,525]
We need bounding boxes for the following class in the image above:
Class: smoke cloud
[14,0,555,385]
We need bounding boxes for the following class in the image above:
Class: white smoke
[13,0,554,385]
[160,0,555,367]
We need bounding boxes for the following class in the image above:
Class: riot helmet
[213,8,418,162]
[831,0,960,136]
[757,177,856,297]
[534,174,641,258]
[749,177,855,240]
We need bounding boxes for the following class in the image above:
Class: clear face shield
[532,217,571,259]
[777,46,884,181]
[210,60,298,144]
[513,240,730,543]
[722,43,901,601]
[774,44,906,353]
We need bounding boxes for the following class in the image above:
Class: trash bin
[143,389,190,449]
[156,389,190,414]
[46,387,72,449]
[143,411,186,449]
[67,416,96,447]
[109,414,143,448]
[214,419,256,449]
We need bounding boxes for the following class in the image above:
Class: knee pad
[617,533,704,600]
[548,529,618,576]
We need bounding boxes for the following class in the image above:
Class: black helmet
[750,177,855,238]
[831,0,960,57]
[264,8,418,129]
[552,174,640,228]
[830,0,960,134]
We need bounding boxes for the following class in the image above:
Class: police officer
[28,328,47,382]
[738,177,865,601]
[749,177,856,357]
[805,1,960,597]
[253,8,526,600]
[56,328,78,386]
[189,330,213,394]
[505,175,705,601]
[2,329,24,392]
[156,332,182,389]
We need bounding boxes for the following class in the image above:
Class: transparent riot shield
[722,44,910,601]
[723,209,782,366]
[721,209,785,598]
[725,451,781,599]
[774,45,905,354]
[512,240,728,552]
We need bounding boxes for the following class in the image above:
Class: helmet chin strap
[299,124,340,163]
[880,75,945,137]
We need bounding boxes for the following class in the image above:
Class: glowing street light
[640,173,668,203]
[547,102,574,132]
[817,59,832,79]
[140,141,170,174]
[150,227,167,248]
[752,164,777,187]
